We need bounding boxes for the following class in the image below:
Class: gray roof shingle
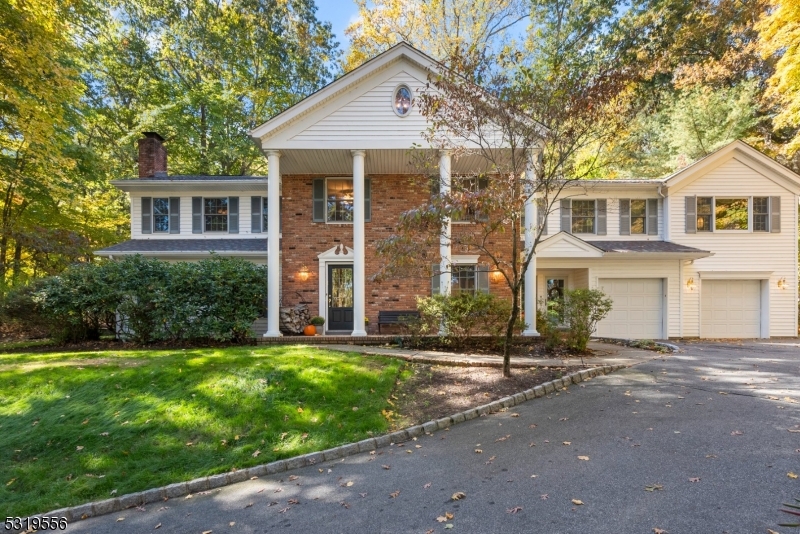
[585,240,709,254]
[96,239,268,254]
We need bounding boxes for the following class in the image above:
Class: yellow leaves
[345,481,354,487]
[507,506,523,514]
[644,484,664,492]
[252,450,261,458]
[451,492,466,500]
[436,511,454,522]
[577,456,590,461]
[474,449,483,454]
[788,472,798,479]
[562,441,571,446]
[389,490,400,498]
[571,499,584,505]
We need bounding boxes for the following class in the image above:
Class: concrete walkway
[322,340,662,368]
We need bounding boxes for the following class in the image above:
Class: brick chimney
[138,132,167,178]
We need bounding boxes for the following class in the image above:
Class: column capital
[351,149,366,158]
[439,148,452,157]
[266,149,281,159]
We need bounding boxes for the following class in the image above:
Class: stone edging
[23,364,626,530]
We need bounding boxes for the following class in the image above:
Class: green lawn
[0,345,405,517]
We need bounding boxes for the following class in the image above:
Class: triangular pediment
[537,232,605,258]
[251,43,441,151]
[318,244,354,260]
[663,140,800,194]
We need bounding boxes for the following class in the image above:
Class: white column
[265,150,282,337]
[439,150,452,295]
[522,147,540,336]
[351,150,367,336]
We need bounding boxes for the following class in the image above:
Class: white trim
[537,232,605,258]
[391,83,413,118]
[317,245,354,334]
[698,270,773,280]
[450,255,479,265]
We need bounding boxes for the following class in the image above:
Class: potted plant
[309,316,325,335]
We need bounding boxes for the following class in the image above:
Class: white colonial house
[97,43,800,340]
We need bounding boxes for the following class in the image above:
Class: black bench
[377,310,421,333]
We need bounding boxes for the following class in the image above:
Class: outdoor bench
[377,310,420,333]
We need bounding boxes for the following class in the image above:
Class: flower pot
[303,325,316,336]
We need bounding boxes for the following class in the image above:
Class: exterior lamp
[297,266,310,282]
[686,277,696,291]
[491,270,503,282]
[777,278,787,290]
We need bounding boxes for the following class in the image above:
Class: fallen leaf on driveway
[540,494,548,500]
[495,435,511,442]
[578,456,590,461]
[730,430,743,436]
[474,449,483,453]
[644,484,664,492]
[288,475,299,481]
[653,529,668,534]
[116,518,124,522]
[154,524,161,529]
[788,472,798,479]
[571,499,584,505]
[423,482,431,489]
[344,481,354,487]
[382,465,391,470]
[244,502,253,508]
[511,413,520,417]
[688,477,700,482]
[390,490,400,498]
[202,531,212,534]
[507,506,523,514]
[229,522,235,527]
[288,498,299,504]
[451,492,466,500]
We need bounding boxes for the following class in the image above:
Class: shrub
[2,256,268,344]
[560,288,613,352]
[310,316,325,326]
[415,292,519,350]
[536,302,563,352]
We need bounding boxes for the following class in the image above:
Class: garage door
[701,280,761,338]
[596,278,663,339]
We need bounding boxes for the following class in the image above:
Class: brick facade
[280,174,514,334]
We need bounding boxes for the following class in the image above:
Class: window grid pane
[451,265,476,295]
[204,198,228,232]
[327,179,354,222]
[753,197,768,232]
[153,198,169,233]
[697,197,712,232]
[452,177,488,222]
[262,197,269,231]
[630,199,646,234]
[571,200,595,233]
[714,198,748,230]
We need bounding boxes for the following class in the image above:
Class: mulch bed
[390,363,583,429]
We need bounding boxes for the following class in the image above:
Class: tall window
[630,199,646,234]
[571,200,596,233]
[153,198,169,232]
[262,197,269,231]
[451,265,476,294]
[327,179,354,222]
[715,198,749,230]
[452,176,489,222]
[697,197,712,231]
[753,197,769,231]
[204,198,228,232]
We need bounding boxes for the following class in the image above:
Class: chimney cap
[142,132,165,142]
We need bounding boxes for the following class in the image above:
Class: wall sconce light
[491,269,503,282]
[686,277,696,291]
[297,266,309,282]
[778,277,787,290]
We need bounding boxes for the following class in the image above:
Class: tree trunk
[502,286,521,378]
[11,239,22,282]
[0,233,7,284]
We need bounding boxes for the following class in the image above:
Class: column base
[521,329,540,337]
[263,330,283,337]
[351,329,368,337]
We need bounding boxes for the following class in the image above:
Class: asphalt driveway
[66,341,800,533]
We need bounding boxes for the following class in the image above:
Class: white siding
[544,193,664,241]
[538,258,680,337]
[669,158,798,337]
[130,193,266,239]
[292,70,430,144]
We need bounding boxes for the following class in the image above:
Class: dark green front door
[328,264,354,331]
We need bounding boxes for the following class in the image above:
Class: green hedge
[2,256,267,343]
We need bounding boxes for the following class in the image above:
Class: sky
[314,0,361,50]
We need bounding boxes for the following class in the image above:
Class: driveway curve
[66,341,800,533]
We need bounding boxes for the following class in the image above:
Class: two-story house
[96,42,800,340]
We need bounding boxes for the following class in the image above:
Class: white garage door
[701,280,761,338]
[596,278,663,339]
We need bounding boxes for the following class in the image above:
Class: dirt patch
[391,363,582,429]
[0,357,148,373]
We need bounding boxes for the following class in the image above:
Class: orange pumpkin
[303,325,316,336]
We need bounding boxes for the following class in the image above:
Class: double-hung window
[312,178,372,223]
[686,196,780,233]
[452,176,489,222]
[204,198,228,232]
[141,197,179,234]
[431,258,490,295]
[619,199,658,235]
[451,265,477,294]
[560,198,607,235]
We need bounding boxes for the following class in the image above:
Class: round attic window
[393,85,412,117]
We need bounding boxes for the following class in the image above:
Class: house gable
[536,232,605,258]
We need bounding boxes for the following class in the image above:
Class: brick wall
[280,174,515,334]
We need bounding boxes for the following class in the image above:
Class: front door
[328,264,354,331]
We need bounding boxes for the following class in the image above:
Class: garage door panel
[700,280,760,338]
[597,278,663,340]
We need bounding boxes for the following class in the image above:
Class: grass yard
[0,345,406,517]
